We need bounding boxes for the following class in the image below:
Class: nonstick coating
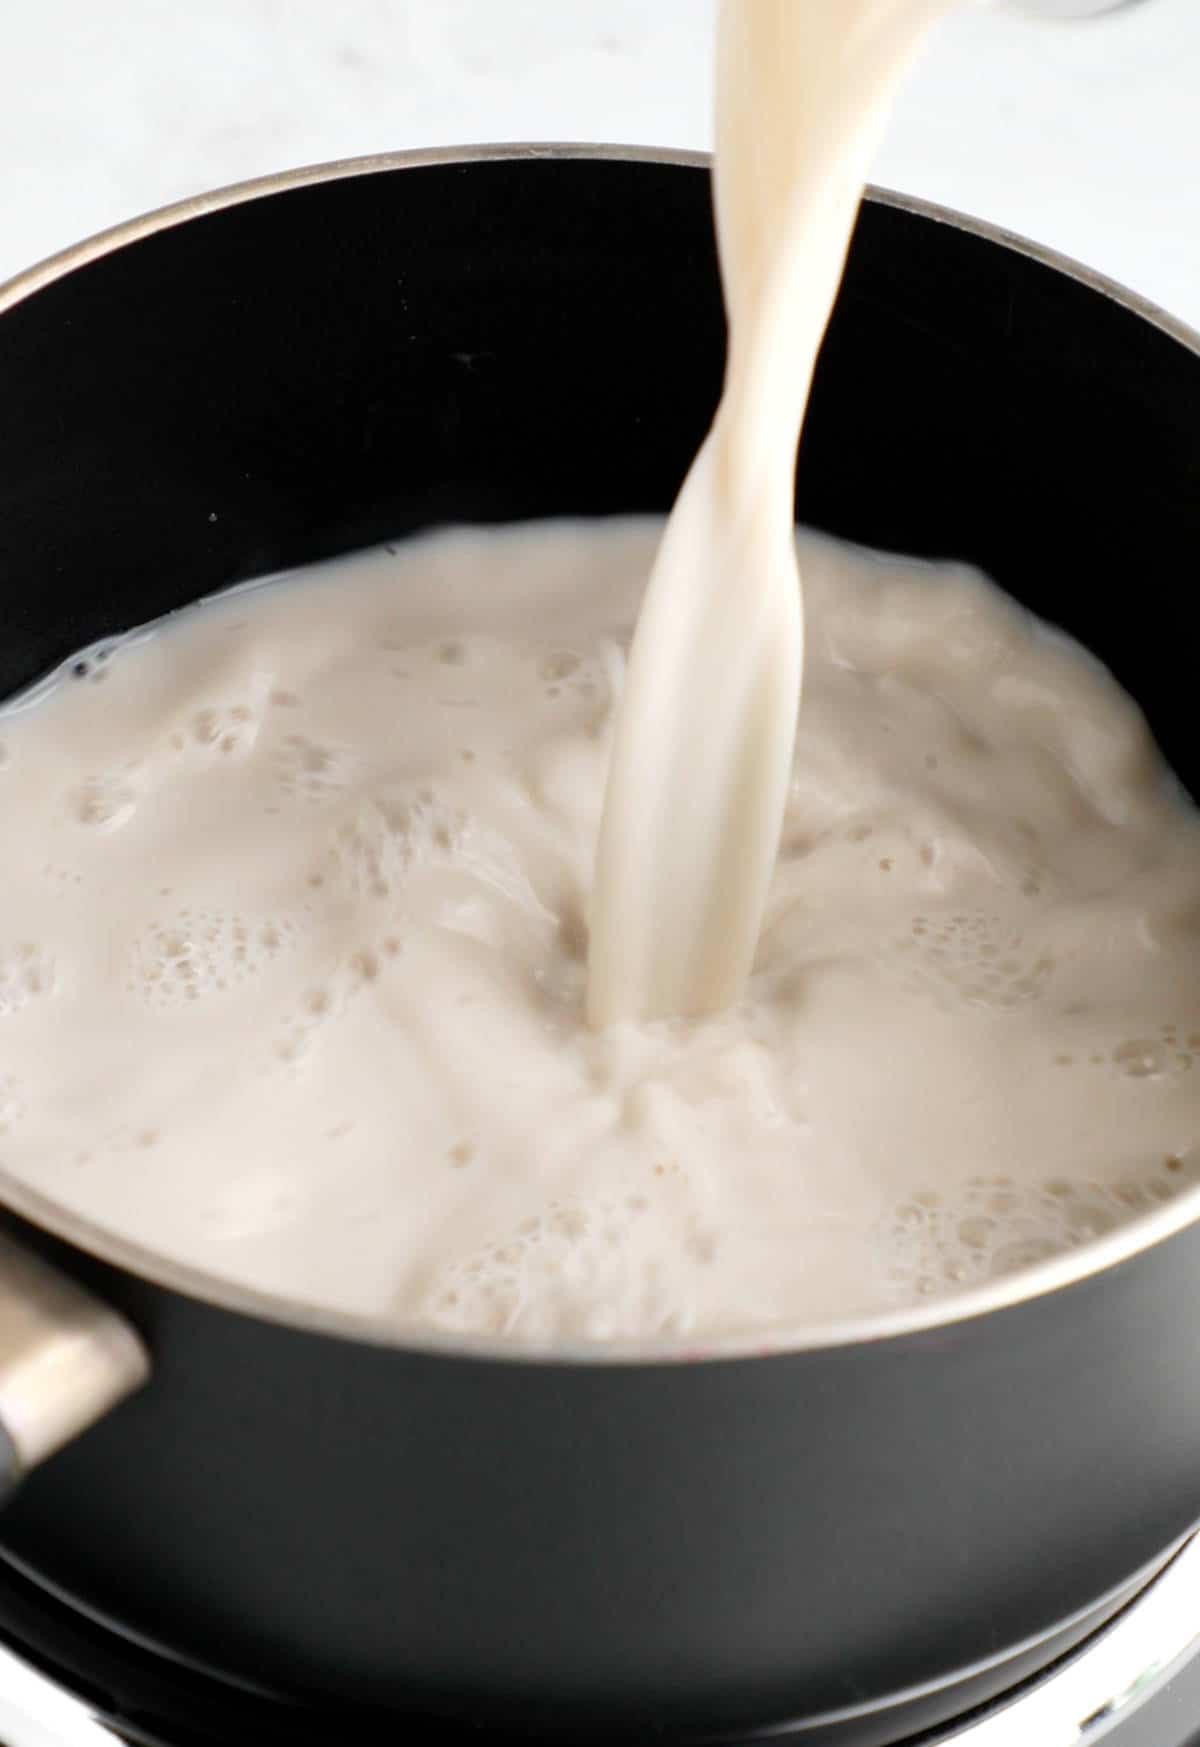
[0,149,1199,1740]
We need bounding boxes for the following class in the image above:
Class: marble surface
[3,0,1199,329]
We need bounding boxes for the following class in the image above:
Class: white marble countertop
[3,0,1199,329]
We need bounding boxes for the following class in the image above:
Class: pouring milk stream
[588,0,957,1026]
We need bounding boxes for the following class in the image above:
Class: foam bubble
[0,1073,25,1134]
[416,1178,717,1340]
[69,776,138,831]
[1112,1038,1172,1080]
[0,944,58,1015]
[318,789,469,900]
[128,908,300,1007]
[270,935,402,1070]
[892,909,1056,1010]
[880,1154,1200,1303]
[275,734,355,804]
[187,702,262,760]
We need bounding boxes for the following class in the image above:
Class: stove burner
[2,1536,1200,1746]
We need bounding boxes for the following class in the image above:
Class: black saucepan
[0,147,1199,1745]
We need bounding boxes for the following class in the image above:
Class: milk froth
[0,519,1196,1344]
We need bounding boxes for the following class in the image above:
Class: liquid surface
[588,0,954,1024]
[1,519,1198,1344]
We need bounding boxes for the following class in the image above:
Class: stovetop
[4,1536,1200,1747]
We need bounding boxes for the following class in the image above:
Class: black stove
[2,1537,1200,1747]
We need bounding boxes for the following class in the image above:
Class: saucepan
[0,147,1199,1744]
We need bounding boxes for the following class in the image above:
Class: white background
[2,0,1199,328]
[0,0,1197,1739]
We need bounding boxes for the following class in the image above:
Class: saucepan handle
[0,1228,149,1505]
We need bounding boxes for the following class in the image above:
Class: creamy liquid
[588,0,955,1025]
[1,518,1198,1344]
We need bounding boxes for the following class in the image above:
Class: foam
[0,944,57,1016]
[881,1153,1200,1298]
[127,908,303,1008]
[0,1074,24,1136]
[0,518,1197,1342]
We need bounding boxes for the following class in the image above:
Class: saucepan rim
[2,140,1198,1364]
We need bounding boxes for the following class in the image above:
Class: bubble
[0,943,58,1016]
[0,1073,25,1134]
[70,777,137,830]
[882,1157,1195,1311]
[894,906,1058,1012]
[176,700,264,762]
[129,908,300,1008]
[275,734,354,804]
[992,1238,1059,1272]
[1114,1182,1150,1210]
[437,641,467,666]
[415,1178,714,1341]
[1113,1039,1170,1080]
